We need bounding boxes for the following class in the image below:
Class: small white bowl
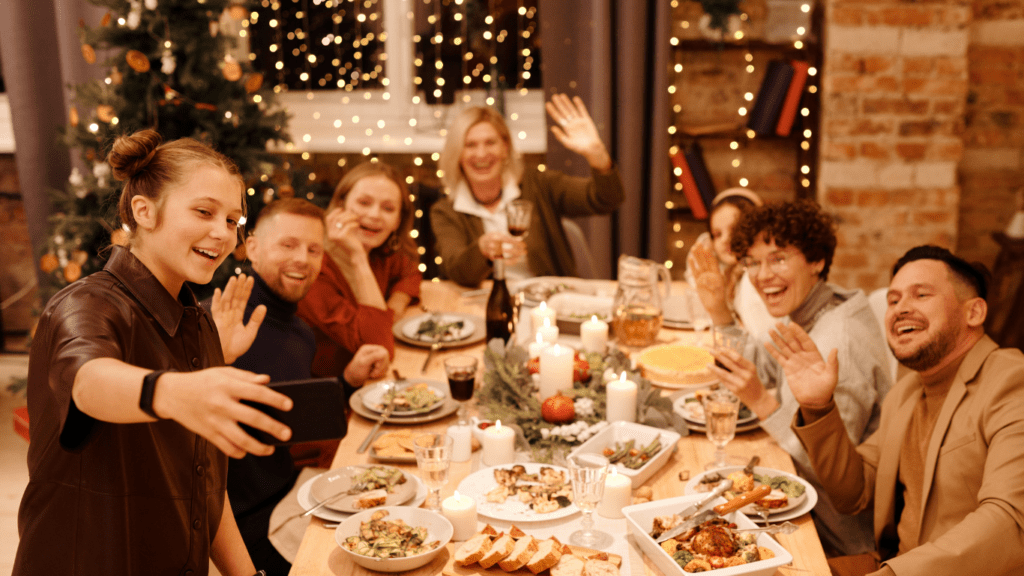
[623,494,793,576]
[567,421,680,488]
[470,416,495,444]
[334,506,453,572]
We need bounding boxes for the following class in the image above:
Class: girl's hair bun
[108,129,163,181]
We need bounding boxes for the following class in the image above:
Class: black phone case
[241,377,347,446]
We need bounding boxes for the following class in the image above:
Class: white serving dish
[567,421,680,488]
[546,293,614,335]
[334,506,453,572]
[623,494,793,576]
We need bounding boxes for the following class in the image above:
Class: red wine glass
[443,355,478,426]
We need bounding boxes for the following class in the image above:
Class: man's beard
[893,327,957,372]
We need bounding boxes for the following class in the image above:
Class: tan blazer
[794,336,1024,576]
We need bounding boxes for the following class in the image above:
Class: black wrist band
[252,571,266,576]
[139,370,169,419]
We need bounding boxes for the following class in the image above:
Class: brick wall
[957,1,1024,268]
[819,0,972,291]
[0,154,37,338]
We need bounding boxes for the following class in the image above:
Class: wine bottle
[486,258,514,344]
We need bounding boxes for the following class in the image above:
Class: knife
[421,337,442,374]
[357,378,400,454]
[673,479,734,522]
[656,484,771,543]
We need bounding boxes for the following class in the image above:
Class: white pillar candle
[537,317,559,344]
[597,468,632,519]
[579,315,609,355]
[441,491,478,541]
[531,301,558,337]
[528,332,547,359]
[606,372,637,423]
[482,420,516,466]
[447,424,473,463]
[539,344,573,400]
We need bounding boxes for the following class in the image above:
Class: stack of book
[747,59,810,137]
[671,142,716,220]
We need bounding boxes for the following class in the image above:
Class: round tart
[637,344,716,387]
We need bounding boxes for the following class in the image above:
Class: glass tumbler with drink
[702,389,740,469]
[413,433,453,512]
[711,324,749,370]
[444,355,478,426]
[567,455,613,549]
[505,198,533,241]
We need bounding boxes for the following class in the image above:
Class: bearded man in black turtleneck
[211,198,389,575]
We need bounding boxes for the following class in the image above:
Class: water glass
[567,455,613,549]
[412,433,453,512]
[702,389,740,470]
[711,324,749,369]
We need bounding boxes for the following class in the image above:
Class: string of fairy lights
[665,0,820,270]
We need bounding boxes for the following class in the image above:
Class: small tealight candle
[441,491,478,541]
[482,420,516,466]
[528,332,547,359]
[597,468,632,519]
[537,317,559,344]
[539,344,573,399]
[580,315,609,355]
[531,301,558,336]
[606,372,637,423]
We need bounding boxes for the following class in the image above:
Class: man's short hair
[891,245,990,301]
[251,198,325,233]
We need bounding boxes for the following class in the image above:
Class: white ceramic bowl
[469,416,495,444]
[567,421,680,488]
[623,494,793,576]
[334,506,453,572]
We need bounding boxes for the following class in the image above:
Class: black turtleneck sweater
[224,272,318,516]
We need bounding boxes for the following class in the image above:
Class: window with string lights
[665,0,821,273]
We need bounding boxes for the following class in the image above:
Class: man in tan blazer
[768,245,1024,576]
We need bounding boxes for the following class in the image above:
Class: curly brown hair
[729,199,837,280]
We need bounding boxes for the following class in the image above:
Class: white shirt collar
[451,176,521,219]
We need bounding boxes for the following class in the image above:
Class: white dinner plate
[309,465,417,513]
[400,313,476,342]
[685,466,817,522]
[456,463,578,522]
[674,391,758,426]
[361,381,446,416]
[298,472,427,522]
[392,313,487,349]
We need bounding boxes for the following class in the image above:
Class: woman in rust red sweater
[297,162,421,381]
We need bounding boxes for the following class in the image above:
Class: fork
[421,312,443,373]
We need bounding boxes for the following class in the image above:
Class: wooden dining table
[287,280,831,576]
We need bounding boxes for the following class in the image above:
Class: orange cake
[637,344,716,387]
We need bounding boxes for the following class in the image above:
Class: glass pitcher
[612,255,671,347]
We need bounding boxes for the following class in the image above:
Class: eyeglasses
[742,252,792,276]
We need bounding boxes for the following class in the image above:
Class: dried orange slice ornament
[81,44,97,64]
[222,59,243,82]
[96,105,116,123]
[69,107,80,127]
[39,254,59,274]
[64,261,83,283]
[126,50,151,73]
[245,72,264,93]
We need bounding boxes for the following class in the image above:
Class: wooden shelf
[672,37,819,53]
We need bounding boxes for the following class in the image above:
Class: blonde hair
[109,129,244,244]
[438,106,523,191]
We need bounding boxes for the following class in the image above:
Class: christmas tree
[39,0,295,300]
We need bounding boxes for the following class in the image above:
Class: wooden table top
[287,280,830,576]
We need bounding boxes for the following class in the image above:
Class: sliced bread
[479,533,516,569]
[526,538,564,574]
[498,535,537,572]
[550,553,585,576]
[453,533,493,567]
[582,558,618,576]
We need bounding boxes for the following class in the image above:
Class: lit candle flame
[591,314,599,322]
[538,301,547,311]
[495,419,502,431]
[535,332,544,344]
[619,371,627,382]
[544,317,552,327]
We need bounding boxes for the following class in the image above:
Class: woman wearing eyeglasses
[706,199,893,559]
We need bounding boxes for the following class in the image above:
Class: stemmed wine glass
[567,455,613,549]
[505,199,533,241]
[412,433,453,512]
[702,389,740,470]
[444,355,478,426]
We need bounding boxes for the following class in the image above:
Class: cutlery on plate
[743,455,760,476]
[741,521,799,536]
[656,484,771,543]
[357,380,398,454]
[673,478,734,522]
[301,484,367,518]
[421,338,442,374]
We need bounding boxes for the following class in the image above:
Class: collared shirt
[16,246,227,576]
[451,178,532,281]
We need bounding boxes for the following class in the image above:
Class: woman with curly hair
[708,199,893,558]
[297,161,421,381]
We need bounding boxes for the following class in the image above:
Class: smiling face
[459,121,509,199]
[247,212,325,303]
[710,204,741,266]
[132,164,242,295]
[884,259,969,371]
[343,174,402,251]
[746,235,823,318]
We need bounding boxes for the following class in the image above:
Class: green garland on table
[478,340,688,464]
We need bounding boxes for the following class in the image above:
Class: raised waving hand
[765,322,839,409]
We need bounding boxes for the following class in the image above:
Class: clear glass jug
[612,255,671,347]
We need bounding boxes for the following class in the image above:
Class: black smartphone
[241,377,347,446]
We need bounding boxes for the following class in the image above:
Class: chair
[867,287,899,383]
[562,219,597,279]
